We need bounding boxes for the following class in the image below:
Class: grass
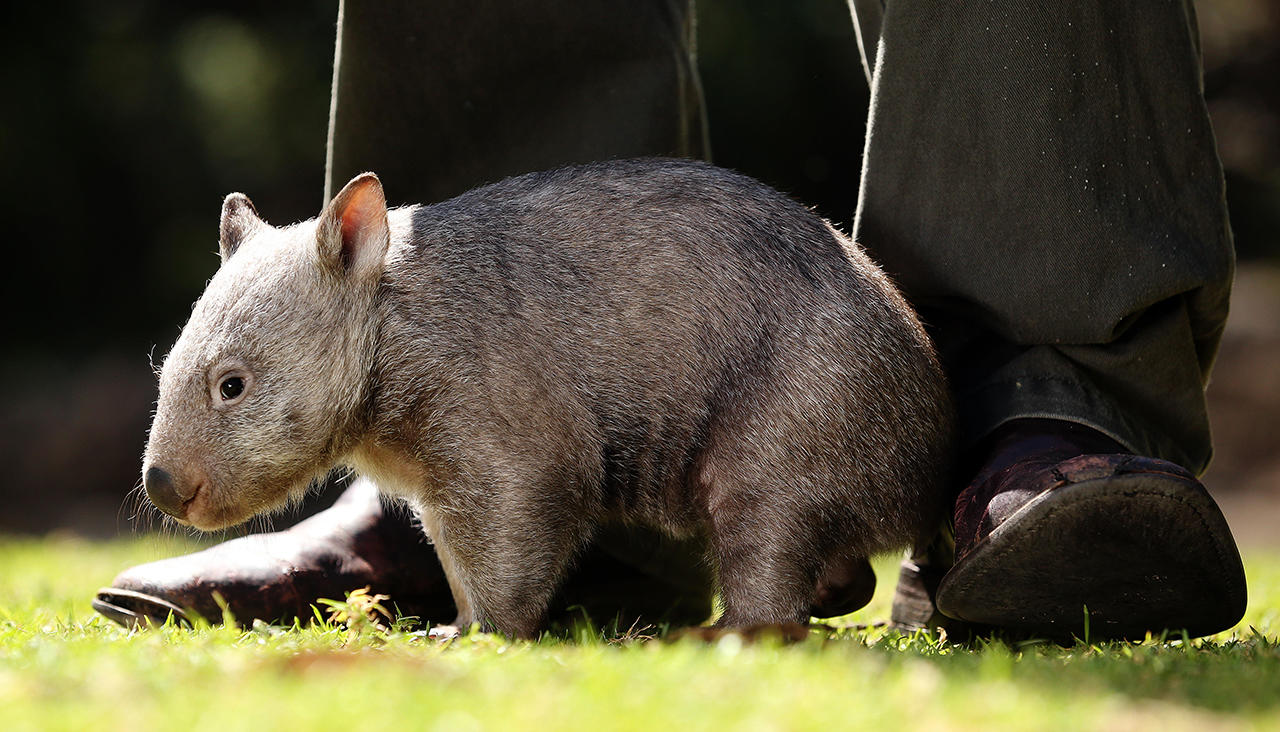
[2,535,1279,731]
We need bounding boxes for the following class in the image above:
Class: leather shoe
[93,479,455,628]
[931,419,1247,640]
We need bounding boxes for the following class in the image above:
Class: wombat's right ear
[219,193,263,263]
[315,172,389,285]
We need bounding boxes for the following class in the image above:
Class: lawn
[2,535,1278,731]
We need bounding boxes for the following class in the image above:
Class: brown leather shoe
[93,480,456,628]
[928,419,1247,641]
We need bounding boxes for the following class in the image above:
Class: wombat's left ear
[316,172,389,284]
[220,193,263,263]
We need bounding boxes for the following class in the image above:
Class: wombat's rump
[143,158,953,637]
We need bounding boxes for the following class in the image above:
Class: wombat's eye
[209,366,251,408]
[219,376,245,401]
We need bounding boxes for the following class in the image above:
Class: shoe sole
[935,472,1247,641]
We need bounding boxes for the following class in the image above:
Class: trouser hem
[961,373,1203,474]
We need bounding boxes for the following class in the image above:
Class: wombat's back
[374,158,950,565]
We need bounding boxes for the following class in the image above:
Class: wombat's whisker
[118,479,145,528]
[147,345,162,379]
[248,513,275,536]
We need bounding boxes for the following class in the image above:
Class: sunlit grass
[1,535,1278,731]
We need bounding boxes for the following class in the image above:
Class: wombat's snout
[144,466,195,519]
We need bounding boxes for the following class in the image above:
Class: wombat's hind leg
[709,502,824,629]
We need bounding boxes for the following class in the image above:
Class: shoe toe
[92,588,193,628]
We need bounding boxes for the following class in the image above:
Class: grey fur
[144,158,953,637]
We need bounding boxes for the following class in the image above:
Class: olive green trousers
[327,0,1232,475]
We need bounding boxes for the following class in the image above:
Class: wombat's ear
[315,172,389,284]
[219,193,263,263]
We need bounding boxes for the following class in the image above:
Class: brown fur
[144,158,954,637]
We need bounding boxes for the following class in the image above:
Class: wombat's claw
[92,587,193,629]
[668,622,813,644]
[427,624,460,641]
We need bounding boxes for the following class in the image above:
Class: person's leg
[849,0,1245,638]
[98,0,716,630]
[325,0,708,204]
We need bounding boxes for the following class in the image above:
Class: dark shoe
[93,480,455,628]
[931,419,1247,641]
[889,526,975,637]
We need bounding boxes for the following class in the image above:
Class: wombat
[142,158,953,637]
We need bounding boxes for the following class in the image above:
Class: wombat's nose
[145,466,192,518]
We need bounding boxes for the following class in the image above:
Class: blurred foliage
[1198,1,1280,260]
[1,1,333,360]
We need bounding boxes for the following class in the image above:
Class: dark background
[2,1,1276,539]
